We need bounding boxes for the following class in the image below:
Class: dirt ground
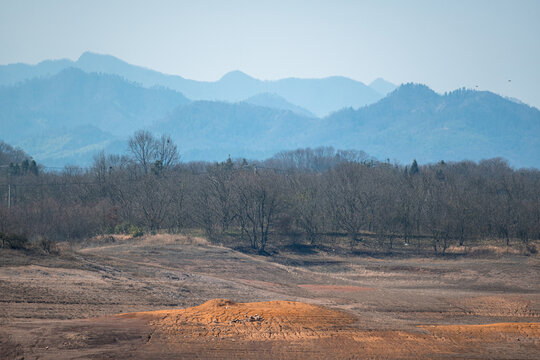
[0,234,539,359]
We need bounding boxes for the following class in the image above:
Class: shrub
[114,223,131,235]
[113,223,143,237]
[526,243,537,255]
[0,232,29,249]
[36,237,58,254]
[129,225,144,237]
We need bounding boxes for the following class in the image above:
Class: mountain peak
[369,78,397,96]
[390,83,438,99]
[220,70,256,82]
[76,51,128,67]
[77,51,100,61]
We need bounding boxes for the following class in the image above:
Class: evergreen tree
[410,159,419,175]
[29,160,39,176]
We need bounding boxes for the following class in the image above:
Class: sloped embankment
[120,299,357,341]
[117,299,540,359]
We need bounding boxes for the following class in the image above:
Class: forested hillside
[1,138,538,254]
[319,84,540,167]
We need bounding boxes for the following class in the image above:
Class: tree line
[1,132,539,254]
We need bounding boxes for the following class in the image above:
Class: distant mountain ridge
[0,52,396,117]
[369,78,397,96]
[242,93,315,117]
[152,100,319,161]
[1,55,539,168]
[317,84,540,167]
[0,68,189,166]
[145,84,540,167]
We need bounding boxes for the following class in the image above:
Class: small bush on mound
[0,232,29,249]
[129,225,144,238]
[114,223,131,235]
[113,223,144,238]
[525,243,537,255]
[36,237,59,254]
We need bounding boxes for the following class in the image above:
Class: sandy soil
[0,234,539,359]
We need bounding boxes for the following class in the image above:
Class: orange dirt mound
[114,301,540,359]
[120,299,357,341]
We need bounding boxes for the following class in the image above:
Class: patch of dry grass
[137,233,210,246]
[446,241,539,256]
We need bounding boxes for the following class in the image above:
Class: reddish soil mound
[117,301,539,358]
[298,284,373,292]
[121,299,357,341]
[4,300,538,359]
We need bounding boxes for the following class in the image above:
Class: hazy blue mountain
[73,51,391,116]
[152,85,540,167]
[2,59,538,168]
[0,52,389,117]
[196,71,384,116]
[0,68,189,166]
[369,78,398,95]
[266,76,382,117]
[0,67,189,135]
[152,101,319,161]
[318,84,540,168]
[75,52,207,98]
[0,58,74,86]
[10,125,123,168]
[242,92,315,117]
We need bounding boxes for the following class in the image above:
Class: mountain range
[0,52,394,117]
[0,53,539,168]
[318,84,540,167]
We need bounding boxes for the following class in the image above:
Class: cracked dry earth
[0,234,539,359]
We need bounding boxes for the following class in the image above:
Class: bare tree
[291,173,326,244]
[326,163,370,245]
[155,135,180,171]
[233,170,281,252]
[4,136,540,254]
[128,130,157,174]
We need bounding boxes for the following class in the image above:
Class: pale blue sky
[1,0,539,108]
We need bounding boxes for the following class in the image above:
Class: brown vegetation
[1,139,539,255]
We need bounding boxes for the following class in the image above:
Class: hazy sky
[1,0,539,108]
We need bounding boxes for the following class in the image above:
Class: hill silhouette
[242,92,315,117]
[152,100,319,161]
[1,60,539,168]
[0,52,391,117]
[148,84,540,167]
[318,84,540,167]
[0,68,189,165]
